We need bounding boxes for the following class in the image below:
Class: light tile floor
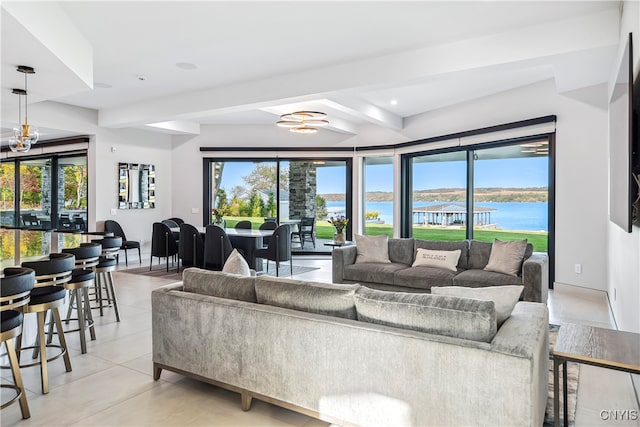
[1,256,638,426]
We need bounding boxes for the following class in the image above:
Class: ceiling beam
[319,98,403,130]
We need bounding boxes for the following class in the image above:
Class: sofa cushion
[344,263,407,285]
[431,285,524,326]
[182,267,257,302]
[414,240,468,269]
[393,266,458,290]
[255,276,359,319]
[453,269,523,288]
[468,240,534,272]
[412,248,461,271]
[484,239,528,276]
[388,238,414,265]
[354,234,391,263]
[354,287,497,343]
[222,249,251,276]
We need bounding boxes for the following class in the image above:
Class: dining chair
[203,225,234,271]
[0,267,35,419]
[258,220,278,248]
[151,222,179,272]
[291,217,316,249]
[104,219,141,266]
[234,220,252,230]
[255,224,292,277]
[178,223,204,271]
[168,217,185,225]
[20,253,75,394]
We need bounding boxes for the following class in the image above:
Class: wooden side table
[552,323,640,427]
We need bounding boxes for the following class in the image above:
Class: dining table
[171,226,274,271]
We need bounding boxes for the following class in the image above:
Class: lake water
[327,201,548,232]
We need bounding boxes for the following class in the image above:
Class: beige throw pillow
[412,248,461,271]
[222,249,251,276]
[431,285,524,326]
[483,239,528,276]
[354,234,391,263]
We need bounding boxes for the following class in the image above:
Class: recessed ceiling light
[94,82,112,89]
[390,99,398,106]
[176,62,197,70]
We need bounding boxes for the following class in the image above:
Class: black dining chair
[162,219,181,241]
[104,219,141,266]
[258,220,278,247]
[291,217,316,248]
[1,267,35,419]
[151,222,179,272]
[168,217,185,225]
[178,223,204,271]
[203,225,234,271]
[234,220,252,230]
[255,224,292,277]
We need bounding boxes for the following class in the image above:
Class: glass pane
[411,151,467,240]
[58,156,88,231]
[1,161,16,227]
[212,160,277,228]
[473,141,549,252]
[19,158,52,229]
[364,156,393,237]
[315,160,347,243]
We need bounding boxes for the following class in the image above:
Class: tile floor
[1,255,639,426]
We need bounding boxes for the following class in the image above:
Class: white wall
[606,1,640,333]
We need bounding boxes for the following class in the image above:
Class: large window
[410,151,468,241]
[404,139,550,251]
[364,156,394,237]
[206,157,351,253]
[1,153,88,267]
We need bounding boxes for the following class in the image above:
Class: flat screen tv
[608,33,637,232]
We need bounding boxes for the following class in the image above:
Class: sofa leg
[241,390,253,411]
[153,364,162,381]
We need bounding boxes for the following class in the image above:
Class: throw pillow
[412,248,461,272]
[431,285,524,326]
[354,287,497,343]
[182,267,257,302]
[354,234,391,264]
[483,239,528,276]
[222,249,251,276]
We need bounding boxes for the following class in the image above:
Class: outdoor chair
[291,217,316,249]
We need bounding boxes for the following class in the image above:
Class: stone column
[288,162,317,219]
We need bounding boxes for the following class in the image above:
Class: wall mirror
[118,163,155,209]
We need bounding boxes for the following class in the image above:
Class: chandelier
[276,111,328,134]
[9,66,39,153]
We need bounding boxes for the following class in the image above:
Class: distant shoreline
[321,187,548,203]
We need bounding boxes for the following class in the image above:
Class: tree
[248,190,263,217]
[211,162,225,209]
[242,164,288,193]
[215,188,229,211]
[265,192,277,217]
[316,195,327,219]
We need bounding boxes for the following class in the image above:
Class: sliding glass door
[206,157,351,253]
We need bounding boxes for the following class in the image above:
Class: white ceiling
[0,1,623,140]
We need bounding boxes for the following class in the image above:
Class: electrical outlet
[191,207,199,214]
[140,239,145,245]
[574,263,582,274]
[614,288,617,301]
[110,208,117,215]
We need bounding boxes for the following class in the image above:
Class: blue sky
[219,157,548,194]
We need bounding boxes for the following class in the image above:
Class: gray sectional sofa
[332,238,549,303]
[153,268,549,426]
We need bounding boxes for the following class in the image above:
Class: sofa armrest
[332,245,357,283]
[522,253,549,303]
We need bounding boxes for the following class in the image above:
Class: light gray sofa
[333,238,549,303]
[153,268,549,427]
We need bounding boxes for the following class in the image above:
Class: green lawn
[223,217,548,252]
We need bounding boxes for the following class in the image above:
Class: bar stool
[91,236,122,322]
[20,253,74,394]
[55,243,101,354]
[0,267,35,419]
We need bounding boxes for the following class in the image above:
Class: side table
[552,323,640,427]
